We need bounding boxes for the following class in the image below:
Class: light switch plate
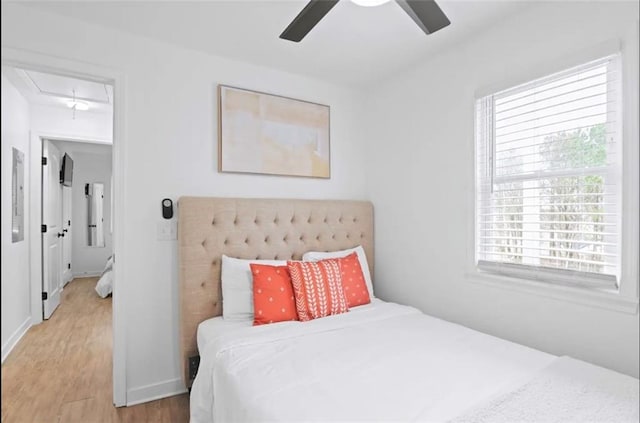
[157,221,177,241]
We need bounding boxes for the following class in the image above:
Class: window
[475,54,621,289]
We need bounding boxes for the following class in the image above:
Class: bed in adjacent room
[178,197,639,423]
[95,255,114,298]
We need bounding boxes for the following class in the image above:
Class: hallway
[1,277,189,422]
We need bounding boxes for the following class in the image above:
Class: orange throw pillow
[337,252,371,307]
[250,264,298,326]
[288,259,349,322]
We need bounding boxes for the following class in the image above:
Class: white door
[62,186,73,285]
[42,140,63,319]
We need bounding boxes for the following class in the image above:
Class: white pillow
[95,270,113,299]
[102,255,114,275]
[302,245,374,298]
[221,255,286,321]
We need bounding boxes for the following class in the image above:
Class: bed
[95,255,114,298]
[178,197,639,423]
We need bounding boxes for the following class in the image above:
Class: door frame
[62,183,73,286]
[1,46,128,407]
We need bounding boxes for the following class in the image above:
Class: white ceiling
[23,0,531,86]
[26,70,112,104]
[1,65,114,113]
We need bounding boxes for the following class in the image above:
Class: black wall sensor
[162,198,173,219]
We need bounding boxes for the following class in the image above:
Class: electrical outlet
[156,221,177,241]
[188,355,200,380]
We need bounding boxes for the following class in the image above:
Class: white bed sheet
[195,300,390,356]
[451,356,639,423]
[190,300,555,423]
[95,269,113,298]
[196,300,385,352]
[197,317,251,352]
[95,256,114,298]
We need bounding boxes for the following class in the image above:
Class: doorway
[1,65,115,319]
[0,47,126,406]
[41,138,114,318]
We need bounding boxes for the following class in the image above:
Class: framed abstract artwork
[218,85,330,178]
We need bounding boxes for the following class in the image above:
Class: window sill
[465,269,639,315]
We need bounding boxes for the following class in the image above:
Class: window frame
[467,41,639,315]
[475,54,621,290]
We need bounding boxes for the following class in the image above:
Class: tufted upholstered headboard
[178,197,374,387]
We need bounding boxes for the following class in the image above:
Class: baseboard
[1,316,32,364]
[126,378,187,406]
[72,271,102,278]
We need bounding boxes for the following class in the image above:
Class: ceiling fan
[280,0,451,43]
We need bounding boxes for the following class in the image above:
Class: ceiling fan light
[67,100,90,111]
[351,0,391,7]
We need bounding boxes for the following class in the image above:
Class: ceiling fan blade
[395,0,450,35]
[280,0,339,42]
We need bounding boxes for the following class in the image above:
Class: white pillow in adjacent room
[302,245,374,298]
[221,255,286,321]
[95,270,113,299]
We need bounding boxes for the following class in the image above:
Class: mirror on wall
[12,148,25,243]
[86,182,105,247]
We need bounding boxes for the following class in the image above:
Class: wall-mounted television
[60,153,74,187]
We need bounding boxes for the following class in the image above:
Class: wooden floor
[1,277,189,423]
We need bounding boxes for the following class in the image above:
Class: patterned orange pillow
[250,264,298,326]
[288,259,349,322]
[337,252,371,307]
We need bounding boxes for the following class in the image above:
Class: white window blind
[475,54,621,289]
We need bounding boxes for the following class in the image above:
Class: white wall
[31,104,112,143]
[1,73,32,362]
[1,3,368,403]
[365,2,639,377]
[51,146,113,277]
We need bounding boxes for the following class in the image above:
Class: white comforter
[95,256,114,298]
[451,356,639,423]
[190,300,556,422]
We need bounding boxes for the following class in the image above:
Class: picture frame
[218,85,330,178]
